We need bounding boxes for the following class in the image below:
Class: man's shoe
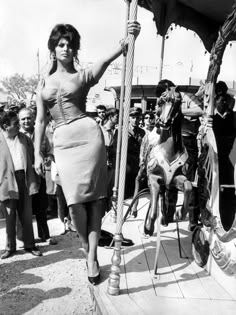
[1,250,16,259]
[49,238,57,245]
[25,246,42,256]
[35,238,47,243]
[161,216,168,227]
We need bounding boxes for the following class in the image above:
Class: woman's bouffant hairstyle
[48,24,81,75]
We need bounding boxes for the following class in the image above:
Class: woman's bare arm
[34,87,47,175]
[35,92,47,153]
[92,21,141,82]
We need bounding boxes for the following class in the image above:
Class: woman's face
[55,38,74,64]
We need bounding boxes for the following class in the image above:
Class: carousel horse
[131,86,192,237]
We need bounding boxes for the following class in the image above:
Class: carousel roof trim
[138,0,236,52]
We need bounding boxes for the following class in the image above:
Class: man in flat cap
[125,107,145,198]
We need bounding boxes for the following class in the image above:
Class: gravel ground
[0,217,94,315]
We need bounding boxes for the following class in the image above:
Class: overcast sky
[0,0,235,85]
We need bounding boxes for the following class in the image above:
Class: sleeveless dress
[40,69,107,206]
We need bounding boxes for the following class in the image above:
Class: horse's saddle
[147,149,188,185]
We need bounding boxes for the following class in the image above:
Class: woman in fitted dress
[34,22,140,284]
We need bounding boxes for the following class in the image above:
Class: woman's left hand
[127,20,141,38]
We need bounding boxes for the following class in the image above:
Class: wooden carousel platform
[90,194,236,315]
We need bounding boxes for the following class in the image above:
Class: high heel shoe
[87,260,100,285]
[88,273,100,285]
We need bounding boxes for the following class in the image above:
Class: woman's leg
[70,199,106,277]
[69,203,88,253]
[86,198,106,276]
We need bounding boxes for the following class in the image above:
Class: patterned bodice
[40,69,97,128]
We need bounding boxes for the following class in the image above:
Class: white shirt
[3,133,25,171]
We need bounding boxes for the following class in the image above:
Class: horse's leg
[144,173,161,236]
[131,166,145,217]
[153,188,164,274]
[172,175,192,220]
[181,179,192,220]
[188,186,201,231]
[163,187,178,226]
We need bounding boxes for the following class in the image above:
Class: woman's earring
[51,53,56,61]
[73,55,79,64]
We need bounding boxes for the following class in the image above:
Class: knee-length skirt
[53,117,107,206]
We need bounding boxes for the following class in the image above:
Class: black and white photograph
[0,0,236,314]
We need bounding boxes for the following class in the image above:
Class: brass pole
[37,49,40,80]
[110,0,131,223]
[108,0,138,295]
[158,36,165,81]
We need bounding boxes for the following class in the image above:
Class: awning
[138,0,236,51]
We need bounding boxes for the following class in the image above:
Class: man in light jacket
[0,111,42,259]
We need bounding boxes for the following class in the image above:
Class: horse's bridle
[157,101,181,130]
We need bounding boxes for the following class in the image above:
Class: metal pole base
[110,200,117,223]
[107,233,123,295]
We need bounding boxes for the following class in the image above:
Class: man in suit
[100,108,119,208]
[126,107,145,198]
[0,111,42,259]
[18,108,57,244]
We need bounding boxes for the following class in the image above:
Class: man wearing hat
[125,107,145,198]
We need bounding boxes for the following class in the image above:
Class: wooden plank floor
[90,195,236,315]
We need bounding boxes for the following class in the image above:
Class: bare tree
[1,74,39,105]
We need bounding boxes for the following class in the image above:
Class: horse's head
[157,86,182,129]
[195,80,205,103]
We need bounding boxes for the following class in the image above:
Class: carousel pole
[110,0,131,223]
[108,0,138,296]
[37,49,40,80]
[158,35,165,81]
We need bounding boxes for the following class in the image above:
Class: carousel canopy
[138,0,236,51]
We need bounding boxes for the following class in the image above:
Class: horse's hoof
[161,216,168,227]
[177,206,187,221]
[130,210,137,218]
[144,216,156,236]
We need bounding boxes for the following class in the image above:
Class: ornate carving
[211,238,236,276]
[197,143,213,227]
[214,216,236,242]
[205,8,236,116]
[107,233,123,295]
[206,8,236,84]
[192,227,210,267]
[194,4,236,277]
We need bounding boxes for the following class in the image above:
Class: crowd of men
[0,102,71,259]
[97,79,236,232]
